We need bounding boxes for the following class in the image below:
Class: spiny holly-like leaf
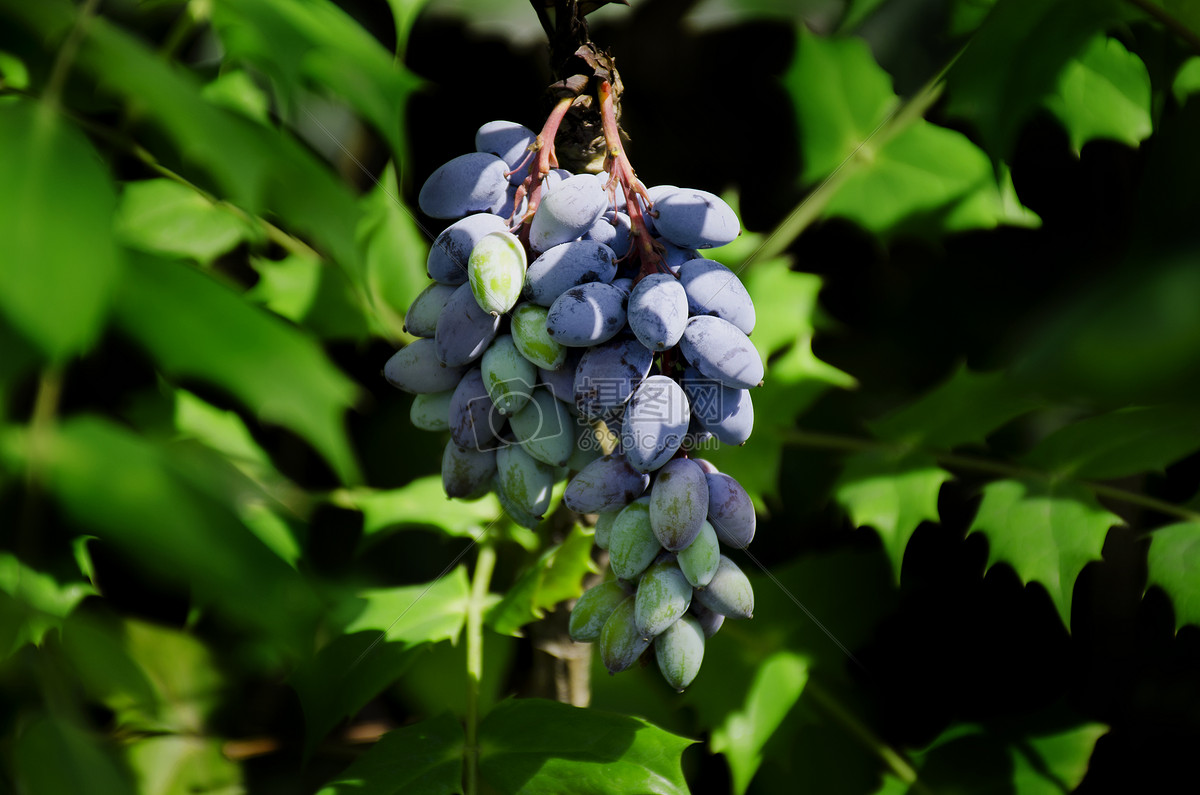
[944,0,1123,158]
[13,716,135,795]
[1044,35,1153,155]
[835,451,951,583]
[478,698,694,795]
[115,253,361,484]
[1146,522,1200,631]
[710,652,810,795]
[486,524,598,637]
[0,99,124,361]
[344,476,504,540]
[115,179,257,265]
[316,712,464,795]
[785,29,898,185]
[870,364,1043,449]
[0,553,95,659]
[968,479,1121,628]
[1022,405,1200,479]
[704,256,855,509]
[293,569,470,752]
[785,29,1039,238]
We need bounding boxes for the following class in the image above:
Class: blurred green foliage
[1,0,1199,793]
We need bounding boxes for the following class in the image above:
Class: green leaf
[384,0,436,59]
[486,524,598,637]
[6,416,321,650]
[345,476,503,540]
[210,0,419,157]
[115,179,257,265]
[1172,56,1200,105]
[119,620,224,733]
[710,652,810,795]
[944,0,1122,157]
[967,479,1121,627]
[0,553,95,658]
[1044,35,1153,154]
[704,258,855,508]
[1022,405,1200,479]
[0,99,124,360]
[870,365,1043,449]
[316,712,464,795]
[13,716,135,795]
[839,0,891,31]
[126,736,243,795]
[360,162,431,341]
[201,70,271,124]
[822,120,1041,237]
[1146,522,1200,631]
[114,253,360,484]
[247,252,371,341]
[292,568,470,751]
[785,30,1038,238]
[1011,723,1106,794]
[785,30,898,185]
[478,698,694,795]
[835,451,951,583]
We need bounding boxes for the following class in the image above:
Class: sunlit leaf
[316,712,464,795]
[1146,521,1200,631]
[1011,723,1106,794]
[344,476,503,540]
[126,736,243,795]
[0,553,95,658]
[1044,35,1152,154]
[869,365,1043,449]
[478,698,694,795]
[1173,57,1200,105]
[201,69,271,124]
[711,651,810,795]
[115,253,361,483]
[835,451,951,583]
[944,0,1122,157]
[293,568,470,751]
[360,162,431,342]
[13,716,135,795]
[968,479,1121,627]
[115,179,257,265]
[1022,405,1200,479]
[247,253,371,341]
[0,99,124,360]
[486,524,598,637]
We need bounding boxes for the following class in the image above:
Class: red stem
[515,95,576,232]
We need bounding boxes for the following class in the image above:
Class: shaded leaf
[710,651,810,795]
[114,253,360,483]
[247,252,371,341]
[5,416,321,650]
[1011,723,1106,794]
[1173,56,1200,105]
[316,712,464,795]
[360,162,431,341]
[840,0,891,31]
[0,553,94,658]
[835,451,951,582]
[1044,35,1152,154]
[210,0,419,157]
[478,698,694,795]
[201,69,272,124]
[345,476,503,540]
[486,524,598,637]
[293,568,470,752]
[13,716,135,795]
[115,179,257,265]
[944,0,1122,157]
[0,99,124,360]
[1022,405,1200,479]
[126,735,243,795]
[1146,521,1200,631]
[967,479,1121,627]
[870,365,1043,449]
